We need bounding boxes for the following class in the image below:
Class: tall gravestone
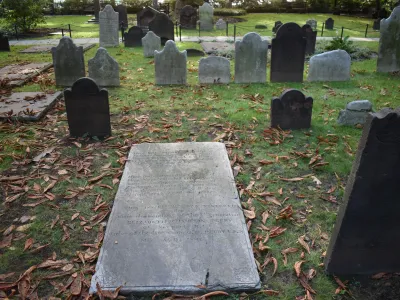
[149,13,174,45]
[199,2,214,31]
[199,56,231,84]
[115,4,128,29]
[124,26,144,47]
[155,41,187,85]
[325,18,334,29]
[51,37,85,86]
[270,23,306,83]
[137,7,158,28]
[302,24,317,55]
[325,108,400,275]
[93,0,100,22]
[272,21,282,33]
[99,5,119,47]
[235,32,268,84]
[377,7,400,72]
[64,78,111,138]
[271,89,313,130]
[308,50,351,82]
[88,47,120,87]
[0,33,10,52]
[180,5,197,29]
[142,31,161,57]
[373,18,381,30]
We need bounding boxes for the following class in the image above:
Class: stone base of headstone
[20,44,95,54]
[337,100,373,126]
[0,63,53,87]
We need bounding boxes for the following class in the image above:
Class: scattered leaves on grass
[298,236,310,254]
[294,261,305,277]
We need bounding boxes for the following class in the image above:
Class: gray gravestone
[155,40,187,85]
[180,5,197,29]
[307,50,351,82]
[115,4,128,29]
[216,19,227,30]
[199,56,230,84]
[99,5,119,47]
[302,24,317,55]
[124,26,144,47]
[326,108,400,275]
[377,7,400,72]
[88,47,120,87]
[90,142,261,295]
[306,19,317,31]
[235,32,268,84]
[337,100,373,126]
[142,31,161,57]
[149,12,174,45]
[325,18,334,30]
[51,37,85,86]
[199,2,214,31]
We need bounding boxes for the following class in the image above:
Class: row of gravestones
[179,4,226,31]
[272,18,333,33]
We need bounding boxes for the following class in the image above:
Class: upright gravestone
[88,47,120,87]
[137,7,158,28]
[149,13,174,45]
[325,108,400,275]
[180,5,197,29]
[377,7,400,73]
[94,0,100,21]
[51,37,85,86]
[307,50,351,82]
[306,19,317,31]
[115,4,128,29]
[325,18,334,30]
[270,23,306,83]
[155,40,187,85]
[64,77,111,138]
[175,0,186,20]
[99,5,119,47]
[199,2,214,31]
[272,21,282,33]
[0,33,10,52]
[216,19,227,30]
[142,31,161,57]
[302,24,317,55]
[373,18,381,30]
[271,89,313,130]
[124,26,144,47]
[235,32,268,84]
[199,56,231,84]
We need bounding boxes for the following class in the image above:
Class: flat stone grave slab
[0,91,62,121]
[91,142,260,296]
[20,43,96,54]
[0,63,53,87]
[201,42,234,56]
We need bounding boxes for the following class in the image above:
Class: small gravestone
[124,26,144,47]
[272,21,282,33]
[373,18,381,30]
[271,89,313,129]
[180,5,197,29]
[199,2,214,31]
[337,100,373,126]
[142,31,161,57]
[149,13,174,45]
[64,77,111,138]
[199,56,230,84]
[137,7,158,28]
[115,4,128,29]
[0,63,52,87]
[302,24,317,55]
[90,142,261,295]
[88,48,120,87]
[216,19,227,30]
[306,19,317,31]
[99,5,119,47]
[325,17,334,29]
[155,41,187,85]
[235,32,268,84]
[20,43,95,54]
[270,23,306,83]
[307,50,351,82]
[377,7,400,72]
[52,37,85,86]
[326,108,400,275]
[0,33,10,52]
[255,24,267,29]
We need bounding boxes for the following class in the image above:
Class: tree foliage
[2,0,47,32]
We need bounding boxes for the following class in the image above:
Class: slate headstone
[64,77,111,138]
[272,21,282,33]
[149,13,175,45]
[307,50,351,82]
[199,2,214,31]
[373,18,381,30]
[155,40,187,85]
[337,100,373,126]
[326,108,400,275]
[142,31,161,57]
[306,19,317,31]
[199,56,230,84]
[216,19,227,30]
[99,5,119,47]
[302,24,317,55]
[124,26,144,47]
[270,23,306,83]
[137,7,158,28]
[94,0,100,20]
[180,5,197,29]
[235,32,268,84]
[325,17,334,30]
[88,47,120,87]
[0,33,10,52]
[271,89,313,130]
[51,37,85,86]
[115,4,128,29]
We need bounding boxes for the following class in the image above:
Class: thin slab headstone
[199,2,214,31]
[373,18,381,30]
[124,26,144,47]
[137,7,158,28]
[306,19,317,31]
[90,142,261,295]
[234,32,268,84]
[94,0,100,20]
[199,56,230,84]
[307,50,351,82]
[51,37,85,86]
[64,77,111,138]
[326,108,400,275]
[271,89,313,129]
[99,5,119,47]
[149,13,174,45]
[88,47,120,87]
[325,18,334,29]
[115,4,128,29]
[337,100,373,126]
[272,21,282,33]
[216,19,227,30]
[302,24,317,55]
[0,33,10,52]
[180,5,197,29]
[154,40,187,85]
[142,31,161,57]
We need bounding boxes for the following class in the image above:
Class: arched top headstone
[381,6,400,31]
[155,40,186,57]
[275,89,313,105]
[149,13,174,44]
[88,47,120,87]
[142,31,161,57]
[143,30,160,43]
[52,36,82,53]
[276,22,303,38]
[302,24,313,33]
[101,4,117,16]
[181,5,196,16]
[239,32,267,46]
[67,77,102,94]
[127,26,143,35]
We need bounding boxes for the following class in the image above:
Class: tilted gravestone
[142,31,161,57]
[306,19,317,31]
[216,18,227,30]
[325,17,334,29]
[199,56,230,84]
[235,32,268,84]
[115,4,128,29]
[64,77,111,138]
[337,100,373,126]
[180,5,197,29]
[137,7,158,28]
[271,89,313,130]
[302,24,317,55]
[308,50,351,82]
[377,7,400,72]
[155,40,187,85]
[88,47,120,87]
[270,23,306,83]
[99,5,119,47]
[325,108,400,275]
[124,26,144,47]
[199,2,214,31]
[51,37,85,86]
[149,13,174,45]
[0,33,10,52]
[272,21,282,33]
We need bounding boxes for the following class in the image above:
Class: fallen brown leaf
[298,236,310,254]
[294,261,305,277]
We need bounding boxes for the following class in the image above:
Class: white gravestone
[307,50,351,82]
[199,56,231,84]
[155,40,187,85]
[88,47,120,87]
[216,19,227,30]
[142,31,162,58]
[99,5,119,47]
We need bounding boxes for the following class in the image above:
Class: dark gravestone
[0,33,10,52]
[115,4,128,29]
[325,108,400,275]
[124,26,144,47]
[180,5,197,29]
[255,24,267,29]
[94,0,100,20]
[64,77,111,138]
[137,7,158,28]
[149,13,175,45]
[270,23,306,83]
[271,89,313,130]
[373,19,381,30]
[272,21,282,33]
[325,18,334,30]
[302,24,317,55]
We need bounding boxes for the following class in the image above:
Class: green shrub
[316,40,376,61]
[214,8,247,16]
[325,36,355,53]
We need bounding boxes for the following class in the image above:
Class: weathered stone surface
[306,19,317,31]
[64,77,111,138]
[21,44,95,54]
[216,19,227,30]
[51,37,85,86]
[88,47,120,87]
[99,5,119,47]
[302,24,317,55]
[115,4,128,29]
[326,108,400,275]
[137,7,158,28]
[201,42,234,56]
[234,32,268,83]
[0,63,52,87]
[337,100,373,126]
[90,142,261,295]
[307,50,351,82]
[124,26,144,47]
[94,0,100,20]
[142,31,161,57]
[271,89,313,129]
[199,2,214,31]
[377,7,400,72]
[155,41,187,85]
[180,5,197,29]
[0,34,10,52]
[199,56,230,84]
[347,100,373,111]
[325,17,334,29]
[373,18,381,30]
[149,13,174,45]
[272,21,282,33]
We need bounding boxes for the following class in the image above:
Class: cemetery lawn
[1,41,400,299]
